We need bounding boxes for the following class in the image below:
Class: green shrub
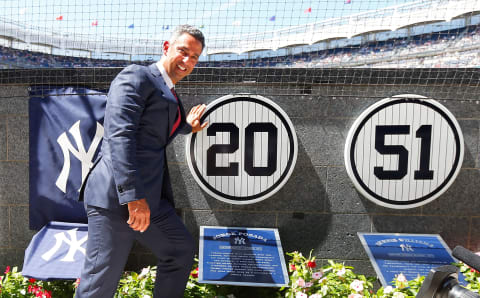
[1,252,479,298]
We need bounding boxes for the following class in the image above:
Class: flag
[269,16,276,21]
[22,221,88,280]
[304,7,312,13]
[91,20,98,26]
[345,0,351,3]
[29,86,106,230]
[128,23,134,29]
[56,15,63,21]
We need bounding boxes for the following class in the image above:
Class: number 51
[374,125,433,180]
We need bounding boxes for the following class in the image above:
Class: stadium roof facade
[0,0,478,57]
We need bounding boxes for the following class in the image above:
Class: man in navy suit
[75,25,207,298]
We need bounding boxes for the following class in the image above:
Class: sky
[0,0,413,40]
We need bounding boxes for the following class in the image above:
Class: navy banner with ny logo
[29,86,106,230]
[22,221,88,280]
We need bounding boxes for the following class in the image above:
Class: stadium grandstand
[0,0,479,68]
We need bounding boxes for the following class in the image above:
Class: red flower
[4,266,9,274]
[45,290,52,298]
[75,278,81,288]
[307,261,316,268]
[29,278,36,283]
[289,264,296,271]
[28,285,33,293]
[190,267,199,278]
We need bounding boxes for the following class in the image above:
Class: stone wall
[0,68,478,279]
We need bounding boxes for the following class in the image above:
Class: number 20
[206,122,277,176]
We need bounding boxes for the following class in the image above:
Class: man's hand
[127,198,150,232]
[186,104,208,133]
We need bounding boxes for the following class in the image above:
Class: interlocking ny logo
[400,243,414,252]
[234,237,246,245]
[41,228,88,262]
[56,120,104,193]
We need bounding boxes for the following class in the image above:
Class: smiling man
[161,29,202,84]
[75,25,207,298]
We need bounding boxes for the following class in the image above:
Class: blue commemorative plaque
[358,233,464,286]
[199,226,289,287]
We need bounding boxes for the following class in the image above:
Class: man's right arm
[106,66,154,231]
[105,65,152,206]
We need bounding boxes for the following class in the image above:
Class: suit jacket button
[117,185,123,193]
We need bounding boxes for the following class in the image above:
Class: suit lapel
[147,64,185,142]
[148,64,176,103]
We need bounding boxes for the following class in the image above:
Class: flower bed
[0,252,478,297]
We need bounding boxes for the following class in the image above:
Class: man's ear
[163,41,170,55]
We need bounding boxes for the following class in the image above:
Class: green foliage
[281,250,377,298]
[1,253,479,298]
[114,259,227,298]
[184,261,223,298]
[115,266,156,297]
[374,274,424,298]
[456,262,480,293]
[0,266,76,298]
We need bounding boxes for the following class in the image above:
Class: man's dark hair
[170,24,205,50]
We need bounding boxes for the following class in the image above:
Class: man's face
[162,33,203,84]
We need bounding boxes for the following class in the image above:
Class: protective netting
[0,0,479,99]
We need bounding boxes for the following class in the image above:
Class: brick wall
[0,68,478,278]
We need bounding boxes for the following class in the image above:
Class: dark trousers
[75,203,195,298]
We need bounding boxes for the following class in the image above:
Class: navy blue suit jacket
[79,63,191,215]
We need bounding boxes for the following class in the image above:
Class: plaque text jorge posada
[213,231,269,243]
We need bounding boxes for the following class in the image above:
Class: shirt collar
[156,61,174,90]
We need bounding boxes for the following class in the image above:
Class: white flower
[297,277,306,287]
[320,285,328,296]
[139,267,150,279]
[337,267,346,277]
[392,292,406,298]
[350,279,364,292]
[305,282,313,288]
[347,294,362,298]
[296,292,308,298]
[142,295,151,298]
[309,294,323,298]
[384,286,394,294]
[396,273,407,283]
[312,271,323,280]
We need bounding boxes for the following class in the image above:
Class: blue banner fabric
[22,221,88,280]
[29,86,106,230]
